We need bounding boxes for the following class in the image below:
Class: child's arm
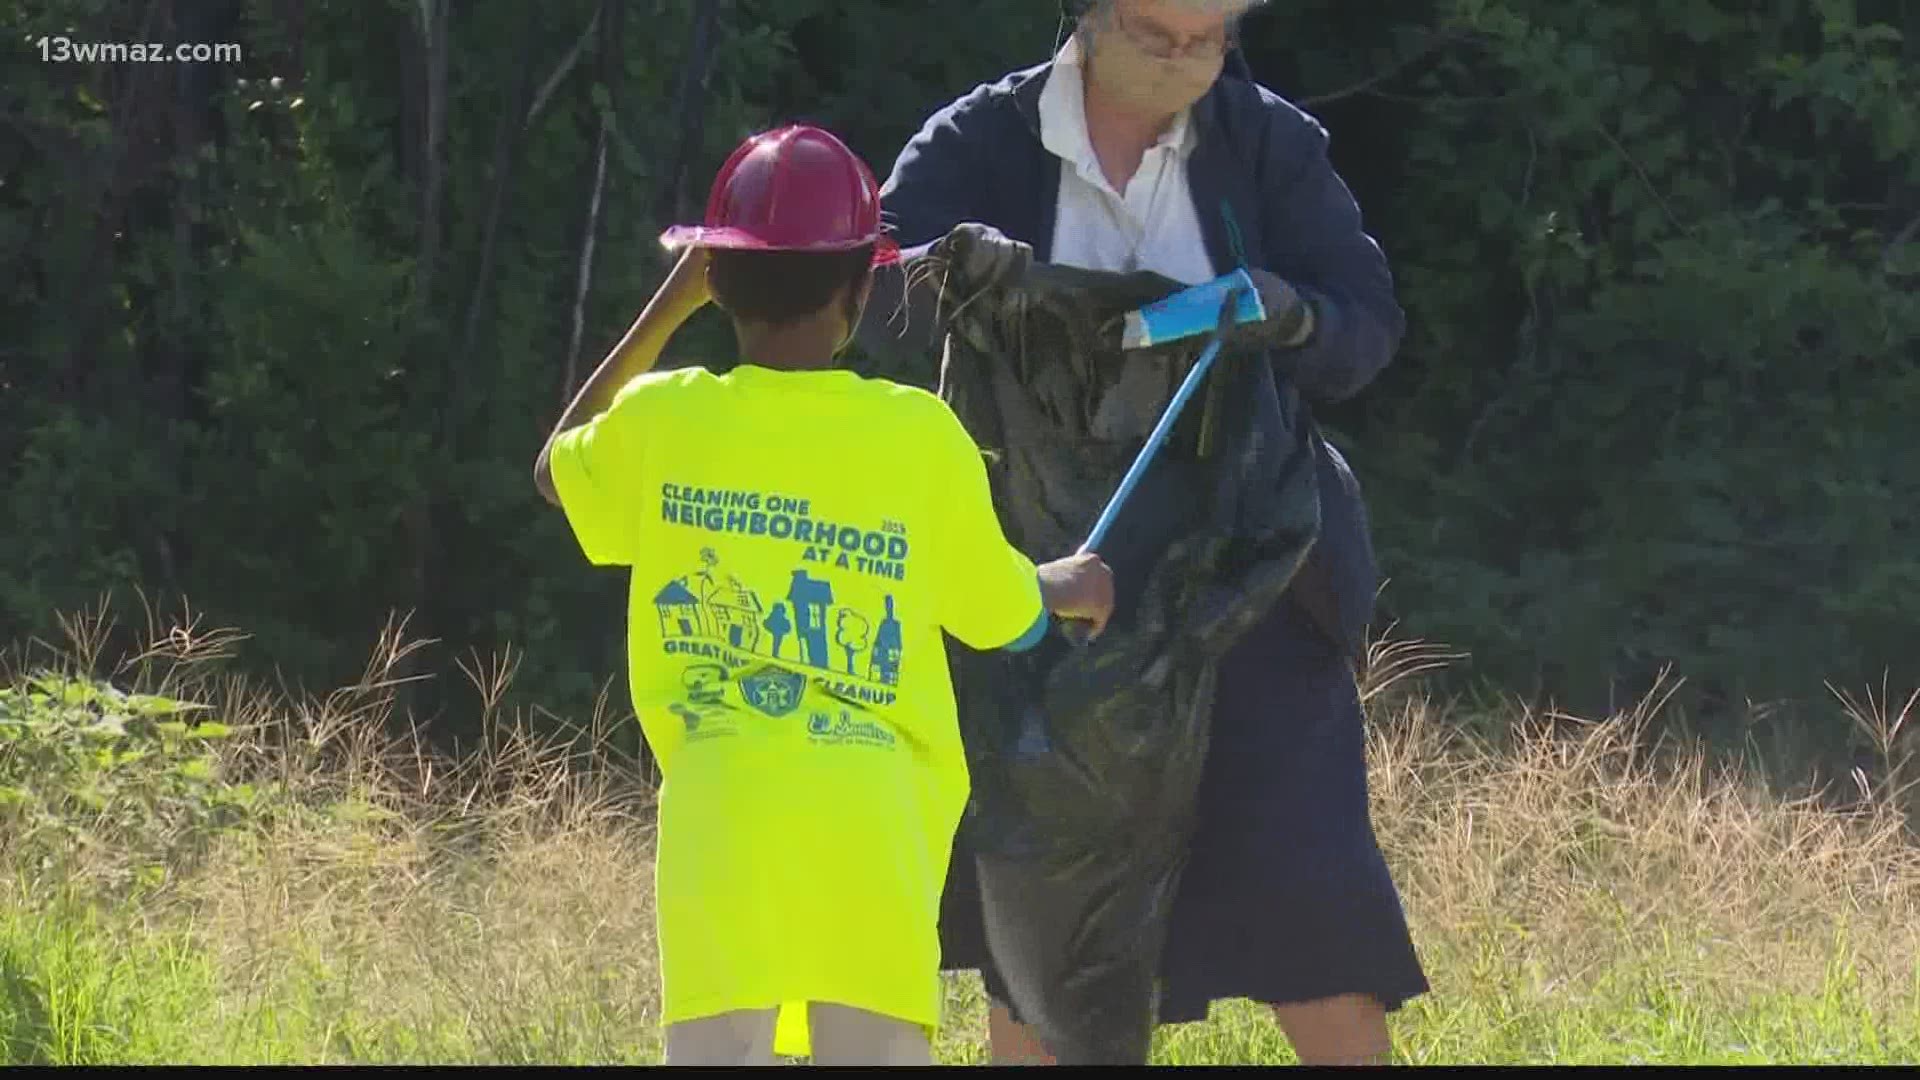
[534,246,711,507]
[995,554,1116,653]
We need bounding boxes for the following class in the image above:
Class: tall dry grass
[1349,633,1920,1063]
[4,600,1919,1063]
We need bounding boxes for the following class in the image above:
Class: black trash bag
[924,249,1324,1063]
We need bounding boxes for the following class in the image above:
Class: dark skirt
[937,592,1431,1024]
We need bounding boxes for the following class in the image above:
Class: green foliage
[1247,0,1920,744]
[1,0,1915,769]
[0,674,252,895]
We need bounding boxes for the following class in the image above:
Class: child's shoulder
[634,365,715,390]
[860,378,978,442]
[849,375,957,418]
[858,375,944,408]
[613,365,716,404]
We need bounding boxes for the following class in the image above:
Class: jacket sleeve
[1257,102,1407,406]
[853,88,996,373]
[880,86,998,247]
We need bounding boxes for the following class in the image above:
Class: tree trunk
[524,8,601,133]
[398,0,452,723]
[415,0,449,307]
[461,8,544,366]
[155,0,242,596]
[654,0,724,224]
[561,0,625,406]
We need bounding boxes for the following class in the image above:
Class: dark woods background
[3,0,1917,784]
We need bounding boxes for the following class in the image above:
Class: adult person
[853,0,1428,1066]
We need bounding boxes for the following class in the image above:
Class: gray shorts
[664,1003,933,1066]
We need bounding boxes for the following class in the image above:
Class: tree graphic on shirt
[695,547,721,601]
[835,610,872,676]
[764,602,792,659]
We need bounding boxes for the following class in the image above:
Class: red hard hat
[660,125,900,266]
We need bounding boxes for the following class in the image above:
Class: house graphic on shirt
[653,580,707,639]
[787,570,835,669]
[709,577,765,652]
[653,556,896,686]
[867,594,903,686]
[654,551,769,653]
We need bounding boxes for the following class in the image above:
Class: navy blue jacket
[859,53,1403,661]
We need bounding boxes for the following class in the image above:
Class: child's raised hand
[659,244,714,311]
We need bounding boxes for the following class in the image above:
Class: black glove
[934,222,1033,294]
[1243,269,1317,350]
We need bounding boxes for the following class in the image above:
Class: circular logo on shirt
[738,664,807,718]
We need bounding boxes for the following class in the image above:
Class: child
[532,124,1115,1066]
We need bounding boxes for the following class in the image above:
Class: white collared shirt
[1037,38,1218,441]
[1038,37,1217,287]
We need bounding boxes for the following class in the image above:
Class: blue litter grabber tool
[1059,286,1251,648]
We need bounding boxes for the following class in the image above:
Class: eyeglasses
[1108,3,1234,60]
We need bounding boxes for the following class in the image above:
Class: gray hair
[1078,0,1268,20]
[1079,0,1266,12]
[1072,0,1266,55]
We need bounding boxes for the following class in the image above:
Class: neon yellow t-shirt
[547,363,1045,1058]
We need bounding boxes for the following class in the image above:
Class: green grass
[0,893,213,1065]
[3,611,1919,1064]
[3,905,1918,1065]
